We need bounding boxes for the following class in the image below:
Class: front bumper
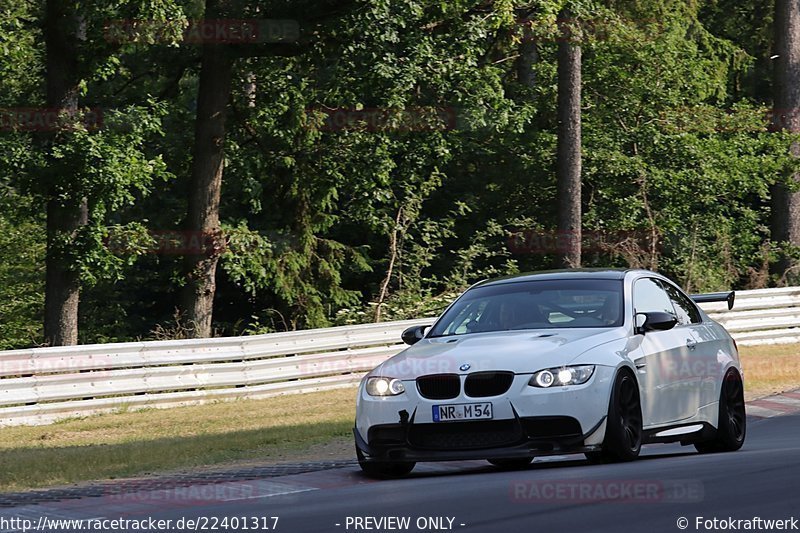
[354,415,605,462]
[355,366,615,462]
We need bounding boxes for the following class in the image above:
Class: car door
[632,277,693,426]
[660,280,721,413]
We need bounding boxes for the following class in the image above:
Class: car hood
[373,328,624,379]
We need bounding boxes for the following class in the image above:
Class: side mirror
[635,311,678,334]
[401,325,429,345]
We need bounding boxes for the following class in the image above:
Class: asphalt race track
[2,413,798,533]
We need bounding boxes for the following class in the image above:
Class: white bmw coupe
[354,269,745,477]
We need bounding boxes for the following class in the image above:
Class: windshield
[429,279,624,337]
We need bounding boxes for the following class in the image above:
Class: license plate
[433,402,493,422]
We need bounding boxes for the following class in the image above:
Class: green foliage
[0,0,796,346]
[37,105,172,286]
[0,192,45,349]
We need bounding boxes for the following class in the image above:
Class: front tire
[695,369,746,454]
[592,370,642,462]
[356,445,415,478]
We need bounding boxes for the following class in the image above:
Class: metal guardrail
[0,286,798,426]
[0,318,431,426]
[702,286,800,346]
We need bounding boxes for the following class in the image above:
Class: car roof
[473,268,644,288]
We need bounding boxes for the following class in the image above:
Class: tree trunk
[374,208,403,323]
[43,0,86,346]
[556,10,582,268]
[181,0,233,338]
[771,0,800,284]
[517,22,539,89]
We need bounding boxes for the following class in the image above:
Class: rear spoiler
[690,291,735,310]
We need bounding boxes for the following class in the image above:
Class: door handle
[686,339,697,350]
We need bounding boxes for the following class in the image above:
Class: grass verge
[739,343,800,400]
[1,343,798,492]
[0,388,356,492]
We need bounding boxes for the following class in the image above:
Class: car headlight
[529,365,595,388]
[365,377,406,396]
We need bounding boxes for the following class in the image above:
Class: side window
[661,282,702,325]
[633,278,674,315]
